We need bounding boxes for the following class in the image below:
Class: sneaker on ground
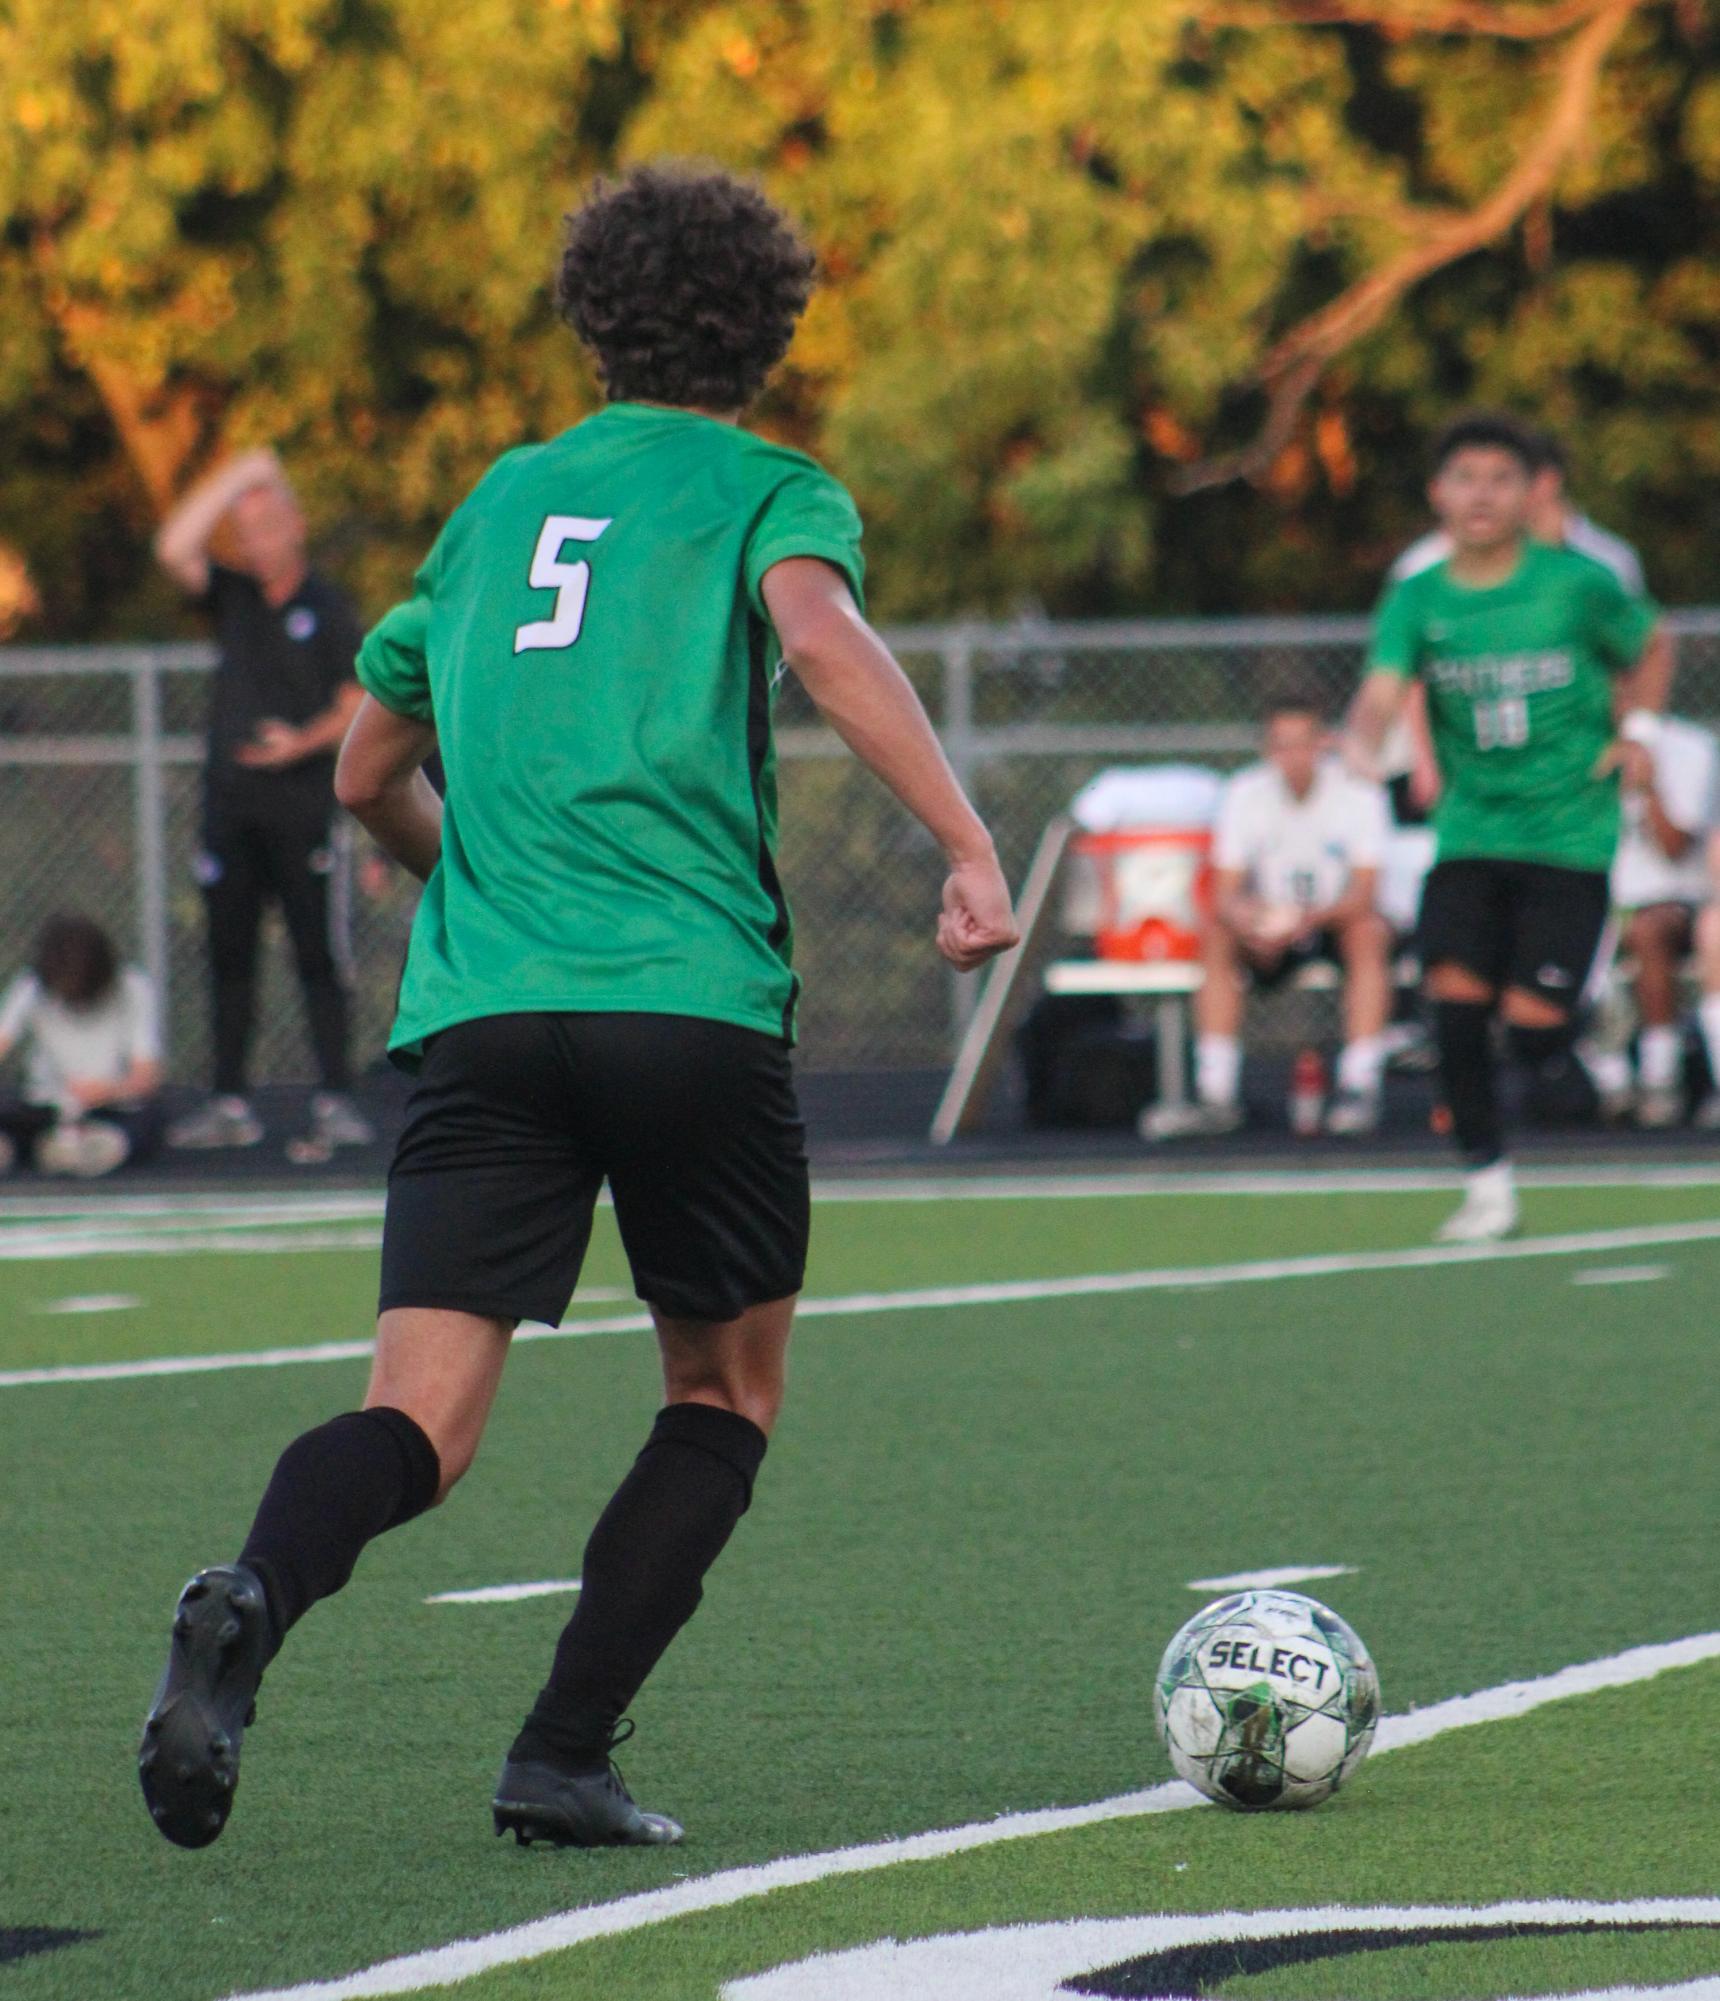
[139,1565,271,1849]
[169,1096,264,1150]
[37,1119,130,1177]
[1138,1100,1244,1142]
[493,1729,683,1849]
[1595,1083,1637,1125]
[1435,1163,1520,1244]
[310,1092,375,1148]
[1636,1085,1684,1130]
[1324,1088,1381,1137]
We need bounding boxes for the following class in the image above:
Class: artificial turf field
[2,1170,1717,2001]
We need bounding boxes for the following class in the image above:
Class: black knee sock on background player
[1434,1000,1503,1168]
[239,1407,441,1656]
[511,1402,768,1774]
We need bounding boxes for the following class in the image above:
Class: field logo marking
[1185,1564,1355,1592]
[222,1630,1720,2001]
[424,1580,581,1606]
[12,1215,1720,1391]
[722,1901,1720,2001]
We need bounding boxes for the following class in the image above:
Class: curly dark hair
[557,163,817,411]
[34,912,118,1009]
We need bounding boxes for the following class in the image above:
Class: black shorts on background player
[381,1012,810,1326]
[1418,858,1610,1005]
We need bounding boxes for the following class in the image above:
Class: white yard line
[1572,1264,1671,1286]
[0,1157,1717,1243]
[7,1216,1720,1391]
[0,1226,384,1262]
[727,1901,1720,2001]
[37,1293,142,1314]
[424,1580,581,1606]
[223,1630,1720,2001]
[1185,1564,1356,1592]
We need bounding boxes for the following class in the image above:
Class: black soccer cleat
[492,1750,684,1849]
[138,1564,270,1849]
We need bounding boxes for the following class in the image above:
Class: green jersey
[1368,541,1657,872]
[356,402,865,1059]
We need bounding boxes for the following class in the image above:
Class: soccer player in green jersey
[140,164,1018,1852]
[1347,412,1670,1243]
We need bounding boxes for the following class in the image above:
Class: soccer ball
[1154,1589,1380,1810]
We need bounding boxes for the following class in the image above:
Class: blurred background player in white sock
[1145,687,1392,1140]
[1586,714,1718,1127]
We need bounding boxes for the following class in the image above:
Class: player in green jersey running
[140,164,1017,1853]
[1347,412,1670,1243]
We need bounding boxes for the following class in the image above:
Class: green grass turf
[3,1177,1720,1369]
[0,1183,1715,2000]
[422,1657,1720,1999]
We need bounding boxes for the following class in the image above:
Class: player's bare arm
[1211,867,1271,949]
[1302,864,1381,939]
[1342,669,1409,781]
[334,695,442,881]
[153,448,285,595]
[1595,623,1673,781]
[763,556,1018,973]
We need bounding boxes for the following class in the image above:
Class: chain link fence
[4,611,1718,1081]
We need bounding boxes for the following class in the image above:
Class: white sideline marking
[37,1292,142,1314]
[11,1216,1720,1391]
[223,1630,1720,2001]
[0,1157,1717,1242]
[424,1580,581,1606]
[0,1225,383,1262]
[1185,1564,1356,1593]
[725,1901,1720,2001]
[1573,1264,1670,1286]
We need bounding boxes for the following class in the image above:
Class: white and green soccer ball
[1154,1589,1380,1810]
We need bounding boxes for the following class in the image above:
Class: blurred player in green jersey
[141,164,1017,1853]
[1348,413,1670,1244]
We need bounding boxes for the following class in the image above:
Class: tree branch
[31,235,209,517]
[1173,0,1644,494]
[1200,0,1614,40]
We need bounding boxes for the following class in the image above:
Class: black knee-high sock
[239,1407,440,1656]
[1434,999,1503,1168]
[511,1403,767,1772]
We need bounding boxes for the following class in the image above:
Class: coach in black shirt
[155,449,372,1151]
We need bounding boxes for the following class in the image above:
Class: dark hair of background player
[1429,410,1544,476]
[1260,682,1328,726]
[34,912,119,1009]
[557,162,817,412]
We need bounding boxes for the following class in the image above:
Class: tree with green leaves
[3,0,1714,631]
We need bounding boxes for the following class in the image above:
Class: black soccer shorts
[1417,857,1610,1009]
[379,1012,809,1327]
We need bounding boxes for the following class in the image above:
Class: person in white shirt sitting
[0,914,165,1175]
[1144,691,1394,1140]
[1594,717,1720,1128]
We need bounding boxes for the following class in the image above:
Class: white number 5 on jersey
[513,515,612,653]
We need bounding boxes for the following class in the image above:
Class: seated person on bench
[1145,689,1393,1141]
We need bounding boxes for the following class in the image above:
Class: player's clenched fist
[937,854,1019,971]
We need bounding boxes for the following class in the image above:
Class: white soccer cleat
[1139,1100,1243,1142]
[1324,1089,1380,1138]
[38,1120,130,1178]
[1435,1162,1519,1244]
